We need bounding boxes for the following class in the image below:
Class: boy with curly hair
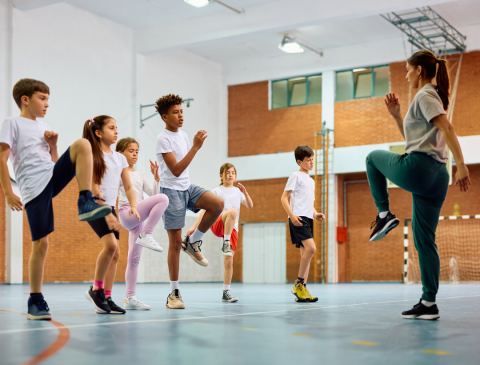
[155,94,224,309]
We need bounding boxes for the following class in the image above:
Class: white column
[322,70,337,283]
[5,208,23,284]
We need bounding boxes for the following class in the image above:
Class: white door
[242,222,286,283]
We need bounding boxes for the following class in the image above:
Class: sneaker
[27,296,52,320]
[402,299,440,320]
[181,236,209,267]
[107,297,126,314]
[291,281,313,302]
[222,290,238,303]
[124,296,151,310]
[78,193,112,222]
[369,212,400,242]
[221,240,233,257]
[85,286,111,314]
[136,233,163,252]
[166,289,185,309]
[303,285,318,303]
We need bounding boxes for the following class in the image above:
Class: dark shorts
[289,216,314,248]
[87,206,120,240]
[25,147,76,241]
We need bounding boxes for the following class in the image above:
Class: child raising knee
[281,146,325,303]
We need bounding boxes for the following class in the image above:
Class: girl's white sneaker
[123,296,151,310]
[136,233,163,252]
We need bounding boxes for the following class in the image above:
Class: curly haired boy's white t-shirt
[155,129,191,191]
[100,151,128,207]
[284,171,315,219]
[0,116,54,205]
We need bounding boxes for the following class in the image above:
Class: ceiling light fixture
[279,35,323,56]
[184,0,242,14]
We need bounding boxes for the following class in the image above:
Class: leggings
[366,151,449,302]
[119,194,169,297]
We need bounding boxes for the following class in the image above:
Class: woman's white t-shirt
[284,171,315,219]
[118,171,160,207]
[101,151,129,207]
[0,116,55,205]
[155,129,191,191]
[211,185,245,232]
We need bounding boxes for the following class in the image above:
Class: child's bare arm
[187,210,206,236]
[281,190,302,226]
[0,143,22,211]
[313,208,326,222]
[162,130,207,177]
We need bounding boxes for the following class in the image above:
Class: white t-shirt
[0,116,55,205]
[155,129,191,191]
[211,185,245,232]
[101,151,129,207]
[118,171,160,208]
[284,171,315,219]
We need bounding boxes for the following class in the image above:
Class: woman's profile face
[406,62,420,89]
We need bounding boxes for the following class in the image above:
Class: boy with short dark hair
[155,94,224,309]
[281,145,325,302]
[0,78,111,320]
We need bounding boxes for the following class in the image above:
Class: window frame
[271,73,322,110]
[335,64,389,102]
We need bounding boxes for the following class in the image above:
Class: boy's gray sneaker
[222,290,238,303]
[182,236,209,266]
[221,240,233,257]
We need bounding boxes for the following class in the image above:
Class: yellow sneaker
[291,281,310,302]
[303,285,318,302]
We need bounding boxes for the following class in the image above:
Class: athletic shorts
[160,184,208,230]
[210,214,238,252]
[289,216,313,248]
[25,147,76,241]
[87,206,120,240]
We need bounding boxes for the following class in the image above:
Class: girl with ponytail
[366,49,471,320]
[83,116,140,315]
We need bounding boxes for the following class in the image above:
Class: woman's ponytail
[435,59,450,111]
[82,116,111,184]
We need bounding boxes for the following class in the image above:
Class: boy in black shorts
[281,146,325,302]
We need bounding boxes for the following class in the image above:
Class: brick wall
[22,179,129,284]
[228,81,322,157]
[0,188,5,283]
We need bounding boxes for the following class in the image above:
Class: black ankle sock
[297,277,305,283]
[79,190,91,198]
[30,293,43,300]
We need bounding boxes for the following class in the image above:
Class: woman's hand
[315,212,326,222]
[150,159,160,182]
[455,164,471,193]
[129,207,141,221]
[384,93,401,119]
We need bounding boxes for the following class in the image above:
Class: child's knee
[228,208,238,219]
[33,237,49,255]
[104,239,118,255]
[224,257,233,267]
[157,194,169,206]
[215,197,224,213]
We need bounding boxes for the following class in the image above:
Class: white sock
[170,281,179,292]
[223,284,231,290]
[190,229,205,243]
[421,300,435,307]
[379,211,389,219]
[224,234,231,241]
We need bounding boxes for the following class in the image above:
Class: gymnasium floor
[1,283,479,365]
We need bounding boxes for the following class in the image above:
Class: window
[336,65,389,101]
[271,74,322,109]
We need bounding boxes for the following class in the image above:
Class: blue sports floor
[1,283,479,365]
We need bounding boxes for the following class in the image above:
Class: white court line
[1,295,479,335]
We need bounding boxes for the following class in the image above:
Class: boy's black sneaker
[85,286,111,314]
[107,297,126,314]
[369,212,399,241]
[27,294,52,320]
[402,299,440,320]
[78,192,112,222]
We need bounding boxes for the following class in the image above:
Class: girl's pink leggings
[118,194,169,297]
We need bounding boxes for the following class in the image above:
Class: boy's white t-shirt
[155,129,191,191]
[0,116,55,205]
[284,171,315,219]
[101,151,128,207]
[118,171,160,208]
[211,185,246,232]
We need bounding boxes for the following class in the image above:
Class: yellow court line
[352,341,377,346]
[292,333,311,337]
[239,327,257,331]
[422,349,452,355]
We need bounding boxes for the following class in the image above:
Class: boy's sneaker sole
[79,205,112,222]
[85,290,110,314]
[402,314,440,320]
[370,218,399,241]
[181,242,209,267]
[26,313,51,320]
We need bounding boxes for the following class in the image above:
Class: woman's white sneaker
[136,233,163,252]
[123,296,151,310]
